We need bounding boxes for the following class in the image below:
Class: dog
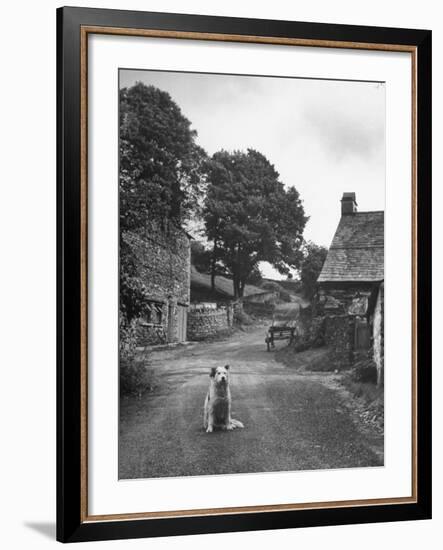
[203,365,244,433]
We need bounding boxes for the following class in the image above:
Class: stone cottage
[124,219,191,346]
[316,192,384,385]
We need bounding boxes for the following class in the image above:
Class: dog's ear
[224,364,230,370]
[210,367,217,378]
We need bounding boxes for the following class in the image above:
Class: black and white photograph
[0,0,436,545]
[118,69,385,480]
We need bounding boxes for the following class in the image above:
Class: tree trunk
[238,279,245,298]
[210,270,216,293]
[233,274,239,300]
[210,240,217,292]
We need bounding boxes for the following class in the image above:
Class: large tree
[119,83,207,320]
[203,149,307,298]
[119,82,207,231]
[300,242,328,299]
[190,241,212,273]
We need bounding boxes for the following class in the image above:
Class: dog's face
[210,365,230,387]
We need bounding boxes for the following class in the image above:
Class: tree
[203,149,307,298]
[191,241,212,273]
[300,242,328,299]
[246,265,263,286]
[119,83,207,321]
[190,240,231,291]
[119,82,207,231]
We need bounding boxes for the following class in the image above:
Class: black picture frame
[57,6,432,543]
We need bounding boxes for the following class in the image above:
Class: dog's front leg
[225,403,234,430]
[203,406,208,430]
[206,405,214,433]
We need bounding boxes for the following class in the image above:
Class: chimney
[341,192,358,215]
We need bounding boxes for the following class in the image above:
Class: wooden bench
[265,325,296,351]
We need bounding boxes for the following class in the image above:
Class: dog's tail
[230,418,244,429]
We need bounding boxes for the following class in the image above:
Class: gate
[177,305,187,343]
[167,303,174,342]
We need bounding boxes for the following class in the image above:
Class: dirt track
[119,326,383,479]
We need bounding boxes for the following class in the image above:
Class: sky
[120,69,385,279]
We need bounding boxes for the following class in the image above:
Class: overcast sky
[120,69,385,279]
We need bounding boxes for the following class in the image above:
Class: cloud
[300,81,385,163]
[302,104,384,162]
[119,70,385,249]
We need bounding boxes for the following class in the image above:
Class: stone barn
[316,192,384,384]
[123,219,191,346]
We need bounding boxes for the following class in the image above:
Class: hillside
[191,266,264,300]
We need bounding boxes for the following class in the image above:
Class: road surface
[119,326,382,479]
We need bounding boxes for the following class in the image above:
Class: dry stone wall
[123,220,190,305]
[187,304,232,341]
[243,301,275,318]
[323,314,355,369]
[122,219,190,345]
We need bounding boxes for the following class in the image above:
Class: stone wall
[316,284,373,316]
[323,314,355,369]
[135,320,164,347]
[124,220,190,305]
[243,291,278,304]
[372,282,384,385]
[296,307,325,346]
[243,301,275,318]
[314,282,383,372]
[122,219,190,345]
[187,304,231,340]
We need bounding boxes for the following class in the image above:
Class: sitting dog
[203,365,244,433]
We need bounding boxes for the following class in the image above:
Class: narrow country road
[119,326,382,479]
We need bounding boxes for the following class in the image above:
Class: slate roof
[318,211,384,283]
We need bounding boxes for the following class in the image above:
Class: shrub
[352,359,378,384]
[119,314,138,362]
[300,242,328,299]
[341,378,383,405]
[261,281,280,292]
[291,314,325,351]
[119,313,155,397]
[243,301,275,319]
[120,359,155,397]
[234,309,253,326]
[260,281,291,303]
[279,288,292,303]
